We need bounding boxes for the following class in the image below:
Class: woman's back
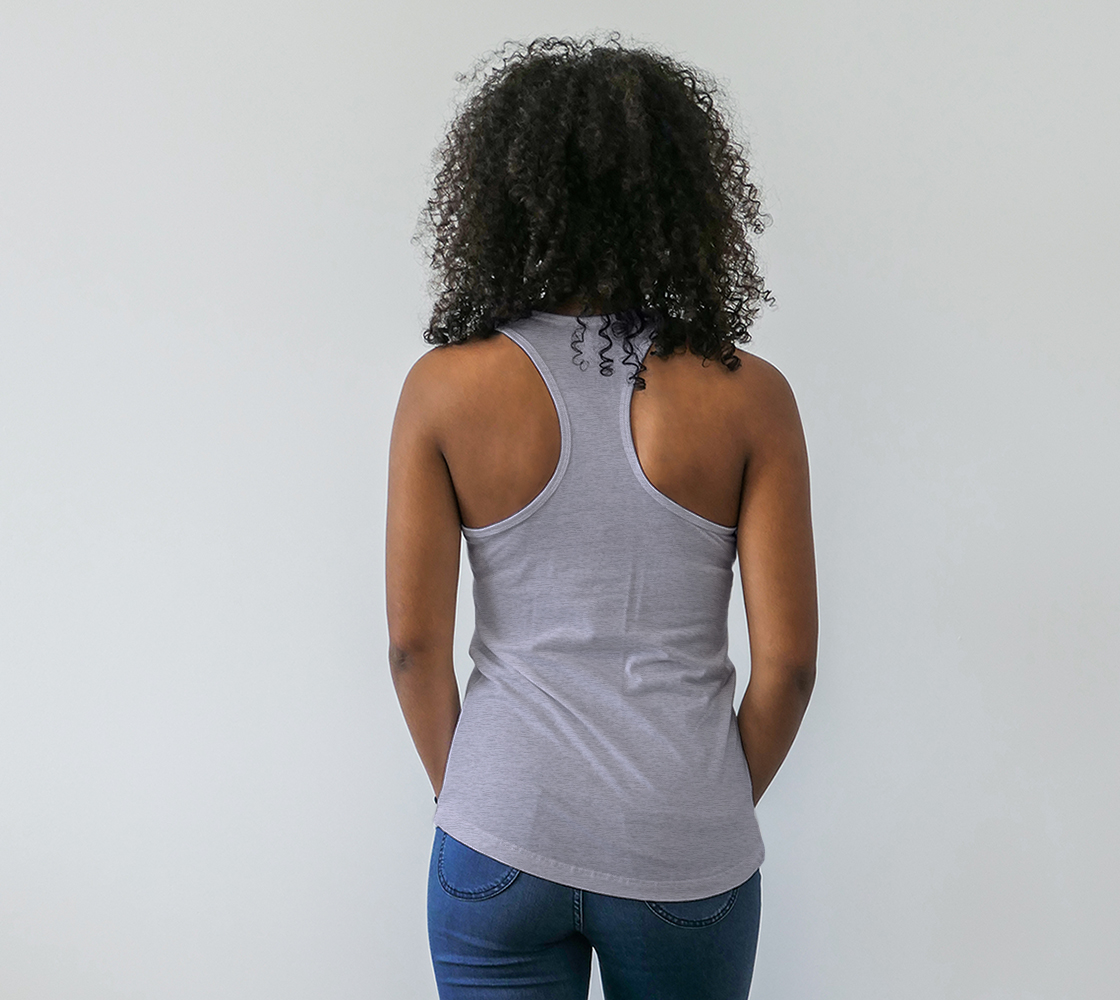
[423,311,771,898]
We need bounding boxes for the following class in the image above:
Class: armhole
[618,339,738,537]
[460,329,572,539]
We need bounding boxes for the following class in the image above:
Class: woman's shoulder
[728,350,804,445]
[731,349,799,407]
[405,332,518,385]
[397,332,543,439]
[720,349,806,465]
[675,346,804,458]
[651,344,799,417]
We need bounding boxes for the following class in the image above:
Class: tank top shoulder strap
[496,312,654,404]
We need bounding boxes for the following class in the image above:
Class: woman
[387,36,817,999]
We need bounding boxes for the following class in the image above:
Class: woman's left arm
[386,351,463,799]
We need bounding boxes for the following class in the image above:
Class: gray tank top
[432,310,764,901]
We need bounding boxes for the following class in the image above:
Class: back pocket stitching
[436,830,521,900]
[644,886,739,927]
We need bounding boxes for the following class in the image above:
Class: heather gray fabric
[432,311,764,902]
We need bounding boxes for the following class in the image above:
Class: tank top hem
[432,812,764,902]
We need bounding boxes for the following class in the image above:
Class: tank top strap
[496,312,654,418]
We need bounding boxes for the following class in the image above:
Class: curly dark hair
[415,34,773,373]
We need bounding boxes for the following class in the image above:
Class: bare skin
[386,305,818,806]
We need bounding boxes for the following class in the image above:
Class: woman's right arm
[735,359,818,805]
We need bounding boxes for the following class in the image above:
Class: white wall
[1,2,1117,997]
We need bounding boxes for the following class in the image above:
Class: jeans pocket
[644,886,739,927]
[435,828,521,900]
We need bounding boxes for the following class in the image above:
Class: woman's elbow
[387,637,452,679]
[752,656,816,701]
[388,641,414,677]
[791,661,816,700]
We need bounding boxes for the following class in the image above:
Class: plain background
[2,1,1118,998]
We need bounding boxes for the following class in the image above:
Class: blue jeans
[428,827,762,999]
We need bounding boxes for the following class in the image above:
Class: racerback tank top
[432,310,764,901]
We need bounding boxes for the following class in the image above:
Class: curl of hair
[415,34,774,374]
